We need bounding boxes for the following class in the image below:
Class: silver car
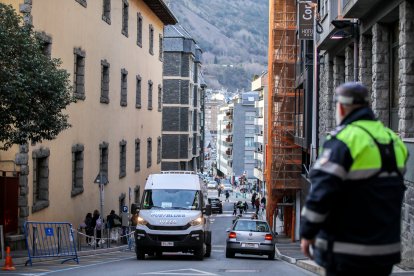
[226,219,275,260]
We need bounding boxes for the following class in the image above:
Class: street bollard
[77,228,81,252]
[107,228,110,248]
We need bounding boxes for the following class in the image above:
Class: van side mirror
[131,203,140,215]
[203,204,212,216]
[226,228,231,232]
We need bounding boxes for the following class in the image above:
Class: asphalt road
[1,191,315,276]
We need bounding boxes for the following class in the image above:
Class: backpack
[96,216,103,230]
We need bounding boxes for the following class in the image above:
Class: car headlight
[189,216,203,226]
[137,216,148,226]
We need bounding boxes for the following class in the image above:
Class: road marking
[29,256,135,275]
[140,268,217,275]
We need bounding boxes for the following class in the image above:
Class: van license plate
[161,242,174,247]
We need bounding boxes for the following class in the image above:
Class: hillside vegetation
[168,0,268,91]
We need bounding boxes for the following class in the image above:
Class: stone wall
[345,46,354,82]
[318,53,334,139]
[400,0,414,269]
[359,34,373,96]
[371,23,390,125]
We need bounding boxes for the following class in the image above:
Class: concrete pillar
[371,23,390,125]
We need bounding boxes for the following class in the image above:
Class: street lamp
[330,19,359,81]
[94,171,109,218]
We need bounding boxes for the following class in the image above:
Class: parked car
[207,181,218,189]
[223,184,233,192]
[225,219,275,260]
[208,197,223,214]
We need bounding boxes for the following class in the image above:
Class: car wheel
[219,209,223,214]
[268,251,275,260]
[205,244,211,257]
[225,249,235,258]
[136,250,145,260]
[194,247,204,260]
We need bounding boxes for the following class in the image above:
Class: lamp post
[330,19,360,81]
[94,171,109,218]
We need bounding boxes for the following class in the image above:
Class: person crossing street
[300,83,408,276]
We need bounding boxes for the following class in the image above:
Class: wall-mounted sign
[298,1,314,40]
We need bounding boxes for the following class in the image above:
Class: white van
[133,171,212,260]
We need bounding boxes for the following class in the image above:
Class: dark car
[208,197,223,214]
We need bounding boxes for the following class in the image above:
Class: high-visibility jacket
[300,107,408,269]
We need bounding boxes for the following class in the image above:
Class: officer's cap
[335,82,369,105]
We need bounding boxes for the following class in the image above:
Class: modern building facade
[252,73,268,196]
[0,0,176,238]
[161,25,205,172]
[216,104,234,177]
[313,0,414,267]
[217,92,259,182]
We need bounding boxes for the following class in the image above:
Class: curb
[0,245,129,266]
[296,260,325,275]
[275,246,297,264]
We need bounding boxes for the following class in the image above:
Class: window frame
[71,144,84,197]
[136,75,142,108]
[120,68,128,107]
[73,48,86,100]
[148,80,153,110]
[147,138,152,168]
[102,0,111,24]
[135,138,141,172]
[158,84,162,112]
[157,137,161,164]
[119,140,127,178]
[149,24,154,55]
[100,59,110,104]
[32,148,50,213]
[121,0,129,37]
[137,13,143,47]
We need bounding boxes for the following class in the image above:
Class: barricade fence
[74,226,135,251]
[24,222,79,266]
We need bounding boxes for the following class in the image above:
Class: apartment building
[0,0,176,239]
[161,25,206,171]
[252,73,268,196]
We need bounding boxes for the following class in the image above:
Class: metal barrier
[24,222,79,266]
[0,225,4,259]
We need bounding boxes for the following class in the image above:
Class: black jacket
[300,107,407,269]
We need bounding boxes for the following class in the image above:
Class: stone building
[315,0,414,267]
[161,25,206,171]
[0,0,176,240]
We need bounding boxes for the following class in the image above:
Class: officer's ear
[338,102,347,117]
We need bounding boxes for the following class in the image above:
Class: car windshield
[234,221,270,232]
[208,198,219,203]
[141,189,201,210]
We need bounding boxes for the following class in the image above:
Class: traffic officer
[300,82,408,276]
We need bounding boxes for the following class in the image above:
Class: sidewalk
[274,236,414,275]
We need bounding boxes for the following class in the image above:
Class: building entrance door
[0,174,19,234]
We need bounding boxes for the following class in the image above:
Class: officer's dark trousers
[326,265,393,276]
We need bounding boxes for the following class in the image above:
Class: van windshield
[141,189,201,210]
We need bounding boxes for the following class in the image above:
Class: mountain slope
[168,0,268,91]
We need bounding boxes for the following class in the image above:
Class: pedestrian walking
[254,198,260,214]
[91,209,103,247]
[107,210,122,242]
[300,83,408,276]
[251,192,257,209]
[84,212,93,245]
[225,190,230,202]
[232,203,237,216]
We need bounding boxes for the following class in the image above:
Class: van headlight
[137,216,148,226]
[190,216,203,226]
